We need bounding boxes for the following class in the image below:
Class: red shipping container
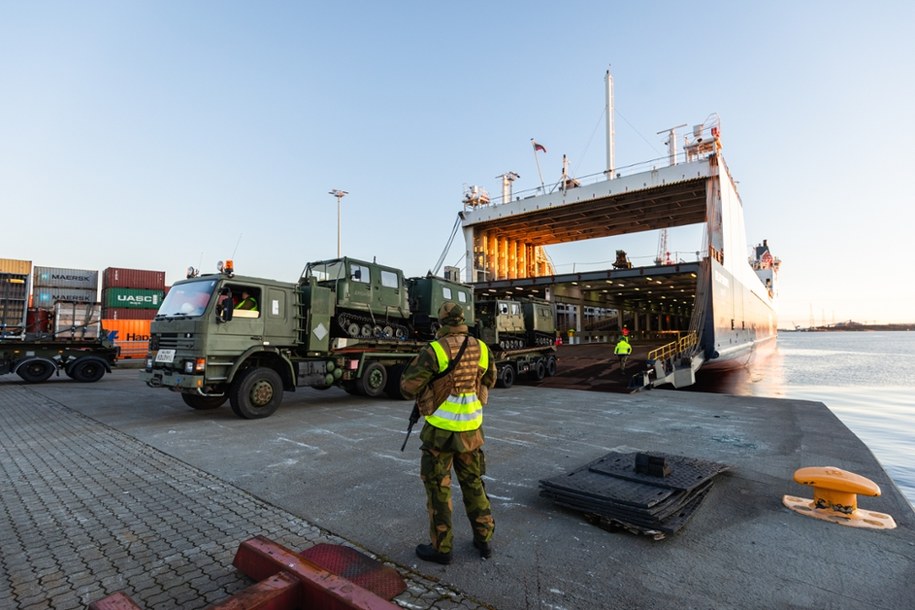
[103,267,166,290]
[102,307,157,320]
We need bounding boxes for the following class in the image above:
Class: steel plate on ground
[587,451,732,492]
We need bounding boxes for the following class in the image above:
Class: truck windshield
[156,280,217,317]
[305,261,345,283]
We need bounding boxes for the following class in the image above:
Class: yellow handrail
[647,331,698,362]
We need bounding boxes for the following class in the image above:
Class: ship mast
[605,68,615,179]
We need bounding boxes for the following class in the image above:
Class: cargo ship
[458,71,779,389]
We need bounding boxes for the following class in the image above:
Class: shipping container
[103,267,166,290]
[0,258,32,275]
[54,301,103,339]
[101,307,157,320]
[32,266,99,289]
[33,286,98,306]
[102,287,164,309]
[102,318,151,359]
[1,271,31,336]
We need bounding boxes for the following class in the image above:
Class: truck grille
[155,333,196,350]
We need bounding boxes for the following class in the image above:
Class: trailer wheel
[358,362,387,398]
[545,355,558,377]
[496,364,515,389]
[181,393,227,410]
[230,367,283,419]
[384,364,408,400]
[17,359,55,383]
[532,359,546,381]
[69,358,107,383]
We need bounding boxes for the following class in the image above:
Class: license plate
[155,349,176,363]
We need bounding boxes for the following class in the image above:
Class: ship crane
[655,229,672,265]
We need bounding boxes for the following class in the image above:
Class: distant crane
[654,229,672,265]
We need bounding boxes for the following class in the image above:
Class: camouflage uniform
[400,302,497,554]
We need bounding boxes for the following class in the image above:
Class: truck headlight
[184,358,206,374]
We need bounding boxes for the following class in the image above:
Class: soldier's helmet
[437,301,465,325]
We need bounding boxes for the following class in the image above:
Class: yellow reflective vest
[424,336,489,432]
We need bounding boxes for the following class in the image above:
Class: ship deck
[2,367,911,609]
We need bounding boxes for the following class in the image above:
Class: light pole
[328,189,348,257]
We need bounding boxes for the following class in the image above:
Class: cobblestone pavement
[0,384,491,610]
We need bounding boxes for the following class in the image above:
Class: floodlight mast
[328,189,348,257]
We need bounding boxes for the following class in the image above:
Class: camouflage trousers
[419,424,495,553]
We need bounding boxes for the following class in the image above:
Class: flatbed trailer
[0,338,119,383]
[491,345,558,388]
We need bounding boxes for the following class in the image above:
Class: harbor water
[692,331,915,507]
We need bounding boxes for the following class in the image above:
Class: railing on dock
[647,331,698,363]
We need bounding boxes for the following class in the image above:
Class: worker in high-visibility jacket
[400,301,497,565]
[614,336,633,371]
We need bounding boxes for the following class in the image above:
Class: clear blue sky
[2,1,913,325]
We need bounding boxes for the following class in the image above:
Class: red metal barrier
[89,536,405,610]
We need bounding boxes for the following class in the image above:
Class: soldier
[400,301,497,564]
[235,290,258,311]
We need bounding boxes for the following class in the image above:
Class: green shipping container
[102,287,164,309]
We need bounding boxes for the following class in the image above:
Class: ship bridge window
[381,270,398,288]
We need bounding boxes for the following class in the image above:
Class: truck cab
[142,272,300,416]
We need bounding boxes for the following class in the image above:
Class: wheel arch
[13,357,58,376]
[227,347,296,391]
[65,355,113,375]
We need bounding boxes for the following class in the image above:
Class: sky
[2,1,913,326]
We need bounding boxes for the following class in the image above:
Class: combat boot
[473,539,493,559]
[415,544,451,565]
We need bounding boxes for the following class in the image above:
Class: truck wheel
[358,361,387,398]
[181,393,227,410]
[69,358,106,383]
[532,359,546,381]
[496,364,515,389]
[545,355,558,376]
[230,367,283,419]
[384,364,408,400]
[17,359,55,383]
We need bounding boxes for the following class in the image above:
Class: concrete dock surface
[1,368,913,609]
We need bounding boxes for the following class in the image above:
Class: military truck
[140,257,555,418]
[0,301,119,383]
[475,296,557,388]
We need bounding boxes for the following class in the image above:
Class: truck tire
[496,364,515,389]
[532,359,546,381]
[17,359,55,383]
[181,393,227,410]
[384,364,408,400]
[68,357,107,383]
[229,367,283,419]
[545,355,558,376]
[358,361,387,398]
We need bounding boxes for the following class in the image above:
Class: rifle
[400,335,470,452]
[400,403,420,452]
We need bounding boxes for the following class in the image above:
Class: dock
[1,368,912,609]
